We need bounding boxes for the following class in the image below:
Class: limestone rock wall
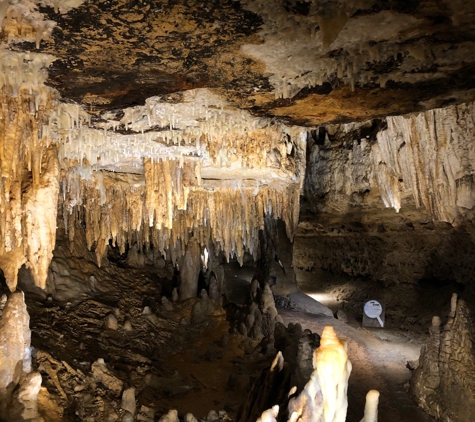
[295,212,475,286]
[299,102,475,289]
[411,295,475,421]
[304,102,475,224]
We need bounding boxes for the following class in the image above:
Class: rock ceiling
[1,0,475,290]
[3,0,475,124]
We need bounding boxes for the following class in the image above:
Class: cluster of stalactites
[0,49,56,113]
[91,89,303,176]
[0,1,86,48]
[0,0,55,49]
[374,102,475,223]
[61,158,300,267]
[0,88,59,291]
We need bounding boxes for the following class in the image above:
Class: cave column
[178,238,201,301]
[255,215,298,295]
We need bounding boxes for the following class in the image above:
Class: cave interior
[0,1,475,422]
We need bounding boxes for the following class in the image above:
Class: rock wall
[299,102,475,290]
[295,212,475,287]
[304,102,475,224]
[411,295,475,421]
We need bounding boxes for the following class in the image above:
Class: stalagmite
[411,295,475,420]
[255,325,378,422]
[0,292,36,416]
[360,390,380,422]
[179,239,201,301]
[257,405,279,422]
[315,326,351,422]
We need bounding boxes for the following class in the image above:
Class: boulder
[91,359,123,396]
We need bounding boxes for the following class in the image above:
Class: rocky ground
[0,255,442,421]
[225,263,436,421]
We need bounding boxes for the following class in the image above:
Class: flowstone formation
[303,102,475,222]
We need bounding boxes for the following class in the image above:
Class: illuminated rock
[248,325,382,422]
[0,292,33,416]
[360,390,380,422]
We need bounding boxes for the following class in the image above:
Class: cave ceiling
[4,0,475,126]
[1,0,475,291]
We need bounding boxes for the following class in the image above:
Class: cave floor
[278,308,433,422]
[14,259,436,421]
[226,263,435,422]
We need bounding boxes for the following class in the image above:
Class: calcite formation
[61,161,301,267]
[0,292,42,420]
[360,390,379,422]
[0,87,59,290]
[411,294,475,421]
[0,1,473,421]
[247,325,378,422]
[0,0,474,294]
[375,102,475,222]
[0,24,305,291]
[229,277,282,341]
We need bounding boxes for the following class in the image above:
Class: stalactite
[23,145,59,289]
[61,158,301,267]
[0,1,58,50]
[374,102,475,222]
[0,40,305,290]
[0,83,58,290]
